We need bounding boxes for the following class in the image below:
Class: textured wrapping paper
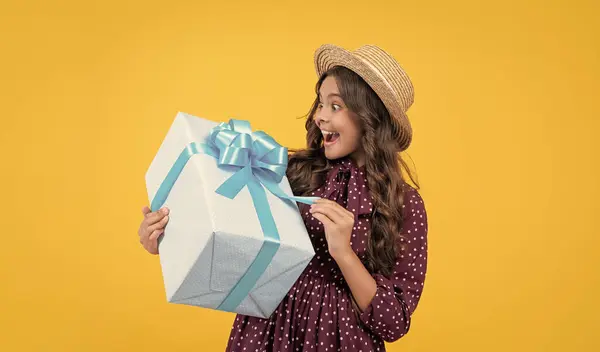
[144,112,316,318]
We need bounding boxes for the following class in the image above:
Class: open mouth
[322,130,340,146]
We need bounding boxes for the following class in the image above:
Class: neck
[350,150,366,168]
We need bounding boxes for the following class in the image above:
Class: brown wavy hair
[287,66,419,277]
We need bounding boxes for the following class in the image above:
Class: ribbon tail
[215,165,252,199]
[216,177,280,312]
[256,173,320,205]
[150,142,218,212]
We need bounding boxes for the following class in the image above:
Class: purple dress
[226,157,428,351]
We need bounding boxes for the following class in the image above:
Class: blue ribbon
[150,119,318,312]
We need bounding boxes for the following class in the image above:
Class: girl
[138,44,428,351]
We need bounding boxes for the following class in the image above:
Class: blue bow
[151,119,318,313]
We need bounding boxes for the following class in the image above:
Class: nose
[314,109,330,128]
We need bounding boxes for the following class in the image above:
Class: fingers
[310,200,352,223]
[149,228,164,241]
[315,199,353,219]
[140,228,162,255]
[145,239,159,255]
[139,205,169,255]
[312,212,334,228]
[145,207,170,226]
[310,206,338,224]
[147,214,169,233]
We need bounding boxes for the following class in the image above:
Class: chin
[323,146,349,161]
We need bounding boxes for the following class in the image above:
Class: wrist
[331,246,356,264]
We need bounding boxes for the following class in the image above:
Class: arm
[310,189,428,342]
[354,187,428,342]
[335,251,378,311]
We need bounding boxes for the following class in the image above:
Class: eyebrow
[318,93,343,99]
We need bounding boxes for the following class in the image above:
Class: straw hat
[314,44,415,151]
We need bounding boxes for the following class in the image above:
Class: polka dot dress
[225,157,428,352]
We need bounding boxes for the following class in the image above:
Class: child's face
[314,76,365,165]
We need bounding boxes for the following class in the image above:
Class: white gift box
[144,112,316,319]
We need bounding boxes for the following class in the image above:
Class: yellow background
[1,0,599,351]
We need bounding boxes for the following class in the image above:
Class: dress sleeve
[356,186,429,342]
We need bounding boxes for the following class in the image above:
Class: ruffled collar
[323,157,373,218]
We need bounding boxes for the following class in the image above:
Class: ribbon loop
[205,119,314,202]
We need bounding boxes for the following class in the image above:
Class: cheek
[343,122,363,145]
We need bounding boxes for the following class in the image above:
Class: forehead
[319,76,340,96]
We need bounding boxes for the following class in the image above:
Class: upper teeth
[322,130,337,135]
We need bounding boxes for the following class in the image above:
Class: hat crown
[352,45,414,113]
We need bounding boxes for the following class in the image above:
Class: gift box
[144,112,317,318]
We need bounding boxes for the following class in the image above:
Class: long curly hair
[287,66,419,277]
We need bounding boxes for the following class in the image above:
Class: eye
[317,102,323,110]
[332,104,341,111]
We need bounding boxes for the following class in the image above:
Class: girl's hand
[138,205,170,255]
[309,199,354,260]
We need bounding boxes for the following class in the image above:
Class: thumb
[142,205,152,216]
